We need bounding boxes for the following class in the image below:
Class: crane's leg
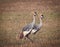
[24,32,33,43]
[27,36,33,43]
[26,34,33,43]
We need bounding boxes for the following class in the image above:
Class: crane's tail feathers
[20,32,24,39]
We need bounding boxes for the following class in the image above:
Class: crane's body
[19,12,44,43]
[22,22,35,37]
[31,15,43,34]
[20,12,37,42]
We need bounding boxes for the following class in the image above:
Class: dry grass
[0,0,60,47]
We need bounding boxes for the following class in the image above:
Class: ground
[0,0,60,47]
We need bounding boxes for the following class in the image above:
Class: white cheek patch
[31,29,37,34]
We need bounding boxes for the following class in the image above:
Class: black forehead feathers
[34,12,37,14]
[41,14,43,17]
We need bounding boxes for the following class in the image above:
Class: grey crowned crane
[20,12,37,42]
[31,15,44,34]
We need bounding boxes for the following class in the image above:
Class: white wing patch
[31,29,37,34]
[23,29,31,37]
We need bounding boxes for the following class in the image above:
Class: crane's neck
[38,18,42,28]
[32,15,35,25]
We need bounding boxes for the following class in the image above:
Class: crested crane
[20,12,37,42]
[31,15,44,34]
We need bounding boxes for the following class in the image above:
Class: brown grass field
[0,0,60,47]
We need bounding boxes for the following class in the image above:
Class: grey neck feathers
[32,15,35,25]
[38,18,42,28]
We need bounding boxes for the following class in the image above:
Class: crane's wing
[33,25,39,30]
[31,25,40,34]
[22,23,32,31]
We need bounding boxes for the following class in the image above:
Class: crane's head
[34,12,37,16]
[19,32,24,39]
[40,14,44,19]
